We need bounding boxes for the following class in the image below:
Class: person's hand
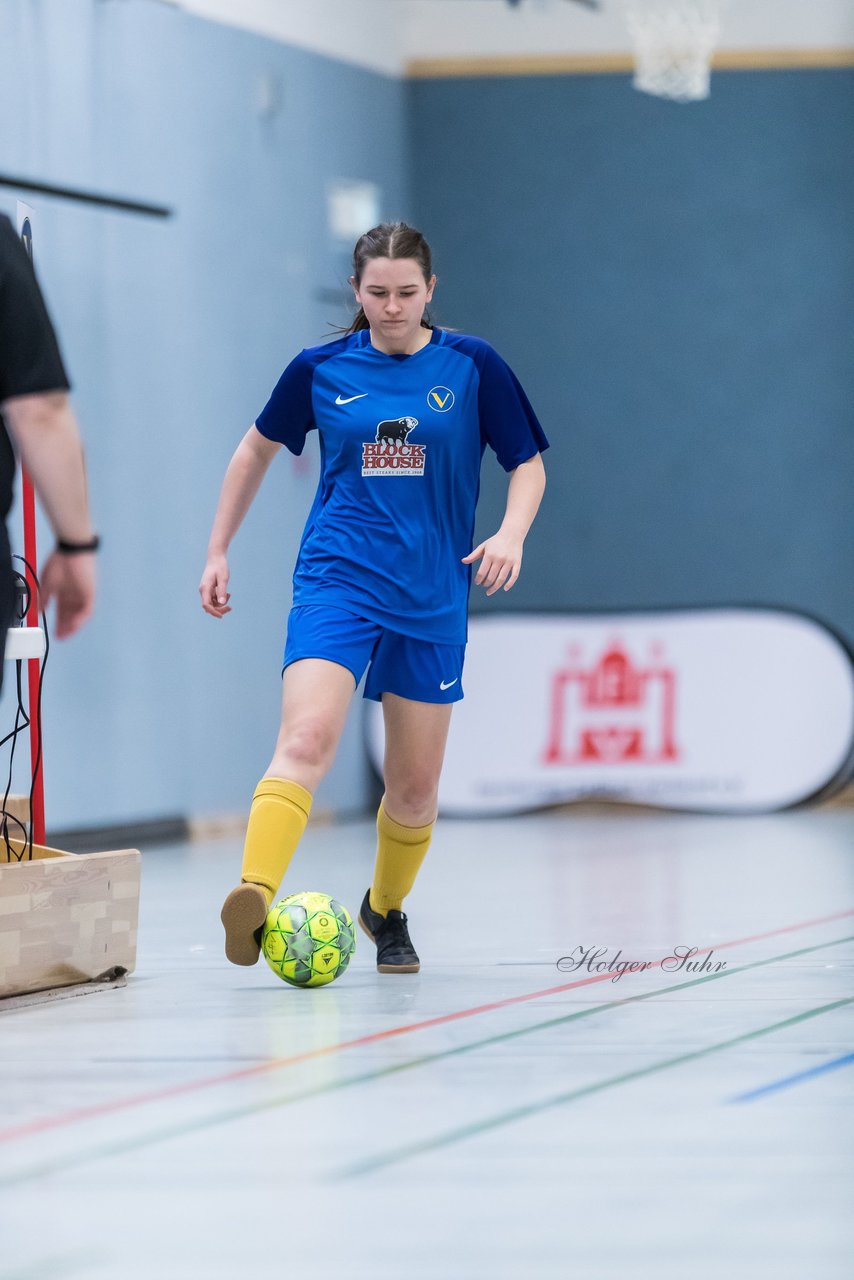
[199,553,232,618]
[38,550,96,639]
[462,531,523,596]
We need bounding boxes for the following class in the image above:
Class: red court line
[2,906,852,1146]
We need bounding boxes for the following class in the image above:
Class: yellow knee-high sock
[241,778,312,906]
[369,799,434,917]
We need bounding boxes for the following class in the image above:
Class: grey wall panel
[409,70,854,643]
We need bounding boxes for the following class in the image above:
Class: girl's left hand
[462,532,523,596]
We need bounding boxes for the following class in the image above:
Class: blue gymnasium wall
[3,9,853,833]
[410,70,854,645]
[0,0,409,829]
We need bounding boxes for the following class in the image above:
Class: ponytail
[344,305,371,335]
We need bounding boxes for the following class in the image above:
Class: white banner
[365,609,854,815]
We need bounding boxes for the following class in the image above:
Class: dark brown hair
[341,221,435,335]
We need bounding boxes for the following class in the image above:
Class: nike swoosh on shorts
[440,679,458,690]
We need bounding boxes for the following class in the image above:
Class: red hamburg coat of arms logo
[543,642,680,765]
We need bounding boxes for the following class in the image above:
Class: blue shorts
[283,605,466,703]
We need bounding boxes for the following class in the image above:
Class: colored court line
[340,996,854,1178]
[729,1051,854,1103]
[2,934,851,1188]
[2,905,852,1147]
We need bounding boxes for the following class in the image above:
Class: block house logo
[543,641,680,766]
[362,416,427,477]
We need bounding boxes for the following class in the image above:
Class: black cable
[0,659,31,861]
[12,569,30,621]
[1,556,50,862]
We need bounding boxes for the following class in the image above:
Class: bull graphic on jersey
[362,416,427,477]
[376,416,418,445]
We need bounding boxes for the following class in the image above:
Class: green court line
[4,934,852,1187]
[340,994,854,1178]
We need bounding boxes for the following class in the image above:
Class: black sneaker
[220,883,268,966]
[358,889,420,974]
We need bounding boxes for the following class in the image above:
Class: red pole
[21,467,45,847]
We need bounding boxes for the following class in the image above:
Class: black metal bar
[47,816,190,853]
[0,173,172,219]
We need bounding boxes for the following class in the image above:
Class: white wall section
[162,1,854,75]
[162,0,404,74]
[402,0,854,63]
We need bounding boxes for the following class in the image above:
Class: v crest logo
[427,385,455,413]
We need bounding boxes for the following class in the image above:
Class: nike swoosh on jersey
[335,393,368,405]
[440,678,458,690]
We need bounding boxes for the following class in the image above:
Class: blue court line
[729,1051,854,1103]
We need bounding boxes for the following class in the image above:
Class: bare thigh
[265,659,357,793]
[381,693,454,826]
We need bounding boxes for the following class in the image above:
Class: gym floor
[2,805,853,1279]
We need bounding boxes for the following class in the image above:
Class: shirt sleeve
[254,350,316,455]
[476,342,549,472]
[0,215,70,402]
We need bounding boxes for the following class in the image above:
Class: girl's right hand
[199,554,232,618]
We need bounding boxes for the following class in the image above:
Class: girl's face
[352,257,436,353]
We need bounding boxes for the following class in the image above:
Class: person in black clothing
[0,212,98,690]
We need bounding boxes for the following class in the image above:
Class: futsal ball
[261,892,356,988]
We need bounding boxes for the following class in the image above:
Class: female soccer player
[200,222,547,974]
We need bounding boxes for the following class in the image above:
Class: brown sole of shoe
[358,913,420,974]
[221,884,269,966]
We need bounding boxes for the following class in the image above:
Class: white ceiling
[162,0,405,73]
[167,1,854,76]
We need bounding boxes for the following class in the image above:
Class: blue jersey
[255,326,549,644]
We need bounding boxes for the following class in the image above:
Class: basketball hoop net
[621,0,726,102]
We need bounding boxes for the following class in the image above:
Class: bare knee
[383,777,439,827]
[270,717,340,786]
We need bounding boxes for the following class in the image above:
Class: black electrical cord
[0,657,31,859]
[1,557,50,862]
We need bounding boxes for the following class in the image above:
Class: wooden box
[0,838,140,1000]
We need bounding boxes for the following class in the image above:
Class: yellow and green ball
[262,891,355,987]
